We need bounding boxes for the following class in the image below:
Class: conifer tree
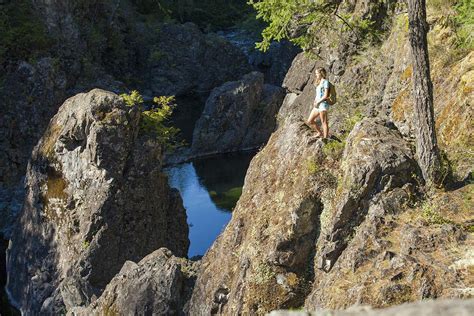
[407,0,441,185]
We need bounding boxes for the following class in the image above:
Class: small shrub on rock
[121,91,181,150]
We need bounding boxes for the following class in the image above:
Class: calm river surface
[165,151,255,257]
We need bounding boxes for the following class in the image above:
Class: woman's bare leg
[320,110,329,138]
[306,108,322,136]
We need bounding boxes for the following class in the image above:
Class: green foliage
[248,0,327,51]
[323,140,345,160]
[248,0,386,51]
[343,110,364,132]
[142,96,181,149]
[122,90,144,107]
[454,0,474,48]
[0,0,53,65]
[120,91,181,150]
[421,200,453,225]
[306,159,319,174]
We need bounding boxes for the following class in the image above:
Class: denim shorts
[316,102,329,112]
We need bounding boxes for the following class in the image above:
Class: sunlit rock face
[6,89,189,314]
[186,3,474,312]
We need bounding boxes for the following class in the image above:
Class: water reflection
[165,152,255,257]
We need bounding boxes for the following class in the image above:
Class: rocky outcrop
[314,118,417,272]
[187,65,347,313]
[187,112,429,315]
[187,7,473,311]
[149,22,251,96]
[305,180,473,309]
[269,298,474,316]
[6,89,189,314]
[191,72,285,156]
[70,248,199,316]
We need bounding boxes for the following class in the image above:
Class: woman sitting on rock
[306,67,330,139]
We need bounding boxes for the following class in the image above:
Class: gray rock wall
[191,72,285,156]
[6,89,189,314]
[70,248,199,316]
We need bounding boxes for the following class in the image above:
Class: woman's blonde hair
[313,67,327,85]
[315,67,327,79]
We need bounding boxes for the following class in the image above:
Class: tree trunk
[407,0,441,185]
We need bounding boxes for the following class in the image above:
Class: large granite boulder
[6,89,189,314]
[191,72,285,156]
[70,248,199,316]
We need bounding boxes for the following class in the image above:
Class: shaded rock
[0,58,68,186]
[249,40,301,85]
[6,89,189,314]
[191,72,285,156]
[215,30,300,85]
[0,183,24,236]
[269,298,474,316]
[150,22,252,96]
[69,248,199,316]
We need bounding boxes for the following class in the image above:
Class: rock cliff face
[0,1,251,204]
[70,248,199,316]
[191,72,285,156]
[187,108,429,314]
[6,89,189,314]
[188,4,473,314]
[3,1,473,314]
[249,40,301,86]
[150,22,251,96]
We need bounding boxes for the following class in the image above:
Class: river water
[165,151,255,258]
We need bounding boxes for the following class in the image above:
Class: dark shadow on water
[165,151,256,257]
[193,151,255,211]
[171,93,207,145]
